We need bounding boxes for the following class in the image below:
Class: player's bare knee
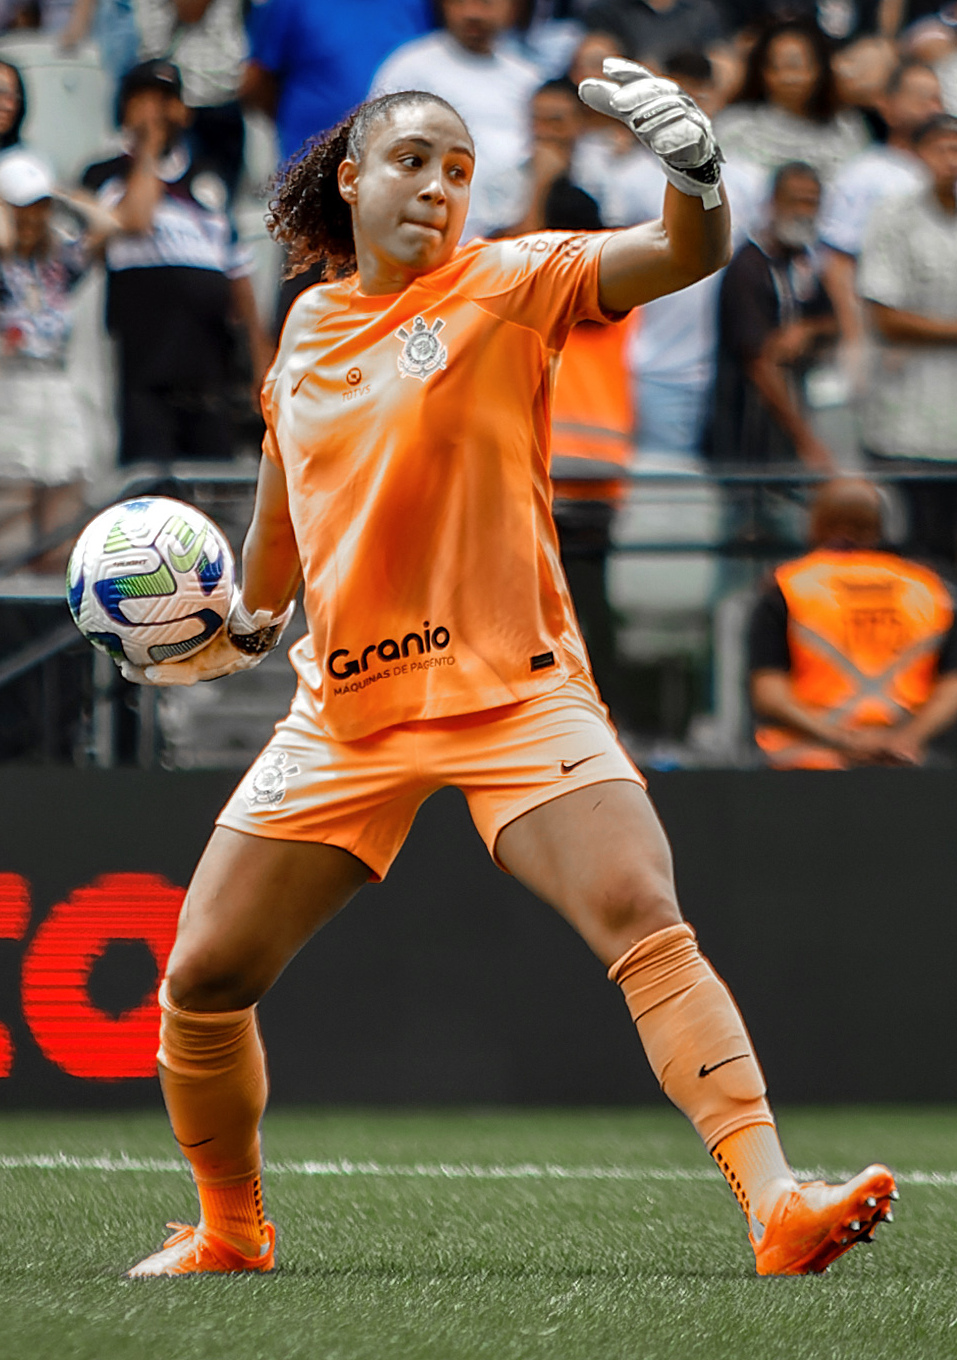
[582,868,681,959]
[165,952,265,1013]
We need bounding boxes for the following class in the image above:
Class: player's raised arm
[578,60,731,313]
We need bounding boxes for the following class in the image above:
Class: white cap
[0,152,55,207]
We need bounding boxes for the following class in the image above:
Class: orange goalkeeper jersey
[262,229,619,741]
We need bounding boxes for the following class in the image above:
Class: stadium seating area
[2,0,957,767]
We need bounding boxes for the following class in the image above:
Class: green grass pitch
[1,1105,956,1360]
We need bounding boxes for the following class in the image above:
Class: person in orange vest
[749,478,957,769]
[551,312,637,727]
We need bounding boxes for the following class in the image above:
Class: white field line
[0,1153,955,1186]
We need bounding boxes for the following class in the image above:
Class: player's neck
[354,244,435,298]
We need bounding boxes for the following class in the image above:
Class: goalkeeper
[122,65,897,1279]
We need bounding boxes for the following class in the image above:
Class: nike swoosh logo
[561,754,601,773]
[698,1055,749,1078]
[177,1136,214,1149]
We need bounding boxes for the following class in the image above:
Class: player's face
[339,103,474,295]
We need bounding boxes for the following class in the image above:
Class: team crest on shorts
[395,315,447,381]
[244,749,300,809]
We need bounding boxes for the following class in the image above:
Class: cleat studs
[840,1237,848,1246]
[890,1190,900,1201]
[885,1211,894,1223]
[849,1220,861,1231]
[865,1197,876,1208]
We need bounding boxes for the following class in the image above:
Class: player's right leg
[466,674,898,1276]
[128,827,370,1278]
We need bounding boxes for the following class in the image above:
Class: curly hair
[267,90,470,280]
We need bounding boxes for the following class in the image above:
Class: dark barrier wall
[1,769,956,1108]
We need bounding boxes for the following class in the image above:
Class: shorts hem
[486,767,646,872]
[214,813,385,882]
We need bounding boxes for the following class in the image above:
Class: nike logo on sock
[561,754,601,773]
[698,1055,749,1078]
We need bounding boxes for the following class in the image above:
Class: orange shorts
[216,670,645,881]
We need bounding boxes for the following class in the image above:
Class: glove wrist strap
[227,594,294,656]
[661,154,723,210]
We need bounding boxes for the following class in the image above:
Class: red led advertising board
[0,769,235,1104]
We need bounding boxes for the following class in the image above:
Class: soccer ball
[66,497,235,668]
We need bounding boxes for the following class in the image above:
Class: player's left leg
[495,780,897,1274]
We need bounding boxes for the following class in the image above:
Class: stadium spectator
[59,0,139,87]
[711,161,837,470]
[501,0,585,77]
[0,58,26,159]
[491,76,603,234]
[715,19,870,184]
[0,0,73,30]
[581,0,726,69]
[939,38,957,113]
[819,58,941,348]
[749,477,957,767]
[134,0,248,203]
[0,152,114,569]
[550,310,635,726]
[369,0,540,239]
[858,113,957,566]
[241,0,434,165]
[81,59,272,464]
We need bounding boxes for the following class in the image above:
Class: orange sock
[712,1124,796,1232]
[157,980,269,1254]
[609,923,775,1151]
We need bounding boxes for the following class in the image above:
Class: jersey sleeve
[748,580,791,672]
[247,0,293,74]
[719,245,779,363]
[857,204,911,309]
[464,231,620,351]
[818,168,864,257]
[260,376,282,466]
[937,597,957,674]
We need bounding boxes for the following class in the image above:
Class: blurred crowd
[3,0,957,760]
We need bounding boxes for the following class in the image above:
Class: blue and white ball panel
[66,497,236,668]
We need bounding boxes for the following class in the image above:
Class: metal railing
[2,460,956,768]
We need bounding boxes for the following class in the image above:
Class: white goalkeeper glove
[578,58,723,209]
[119,590,295,686]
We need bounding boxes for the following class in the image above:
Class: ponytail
[267,90,470,280]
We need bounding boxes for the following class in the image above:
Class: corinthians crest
[395,315,447,381]
[244,749,300,810]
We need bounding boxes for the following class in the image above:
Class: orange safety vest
[755,549,954,770]
[550,316,636,504]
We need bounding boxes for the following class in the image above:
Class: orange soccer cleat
[127,1221,276,1278]
[752,1164,898,1276]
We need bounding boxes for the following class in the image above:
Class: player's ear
[338,158,359,205]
